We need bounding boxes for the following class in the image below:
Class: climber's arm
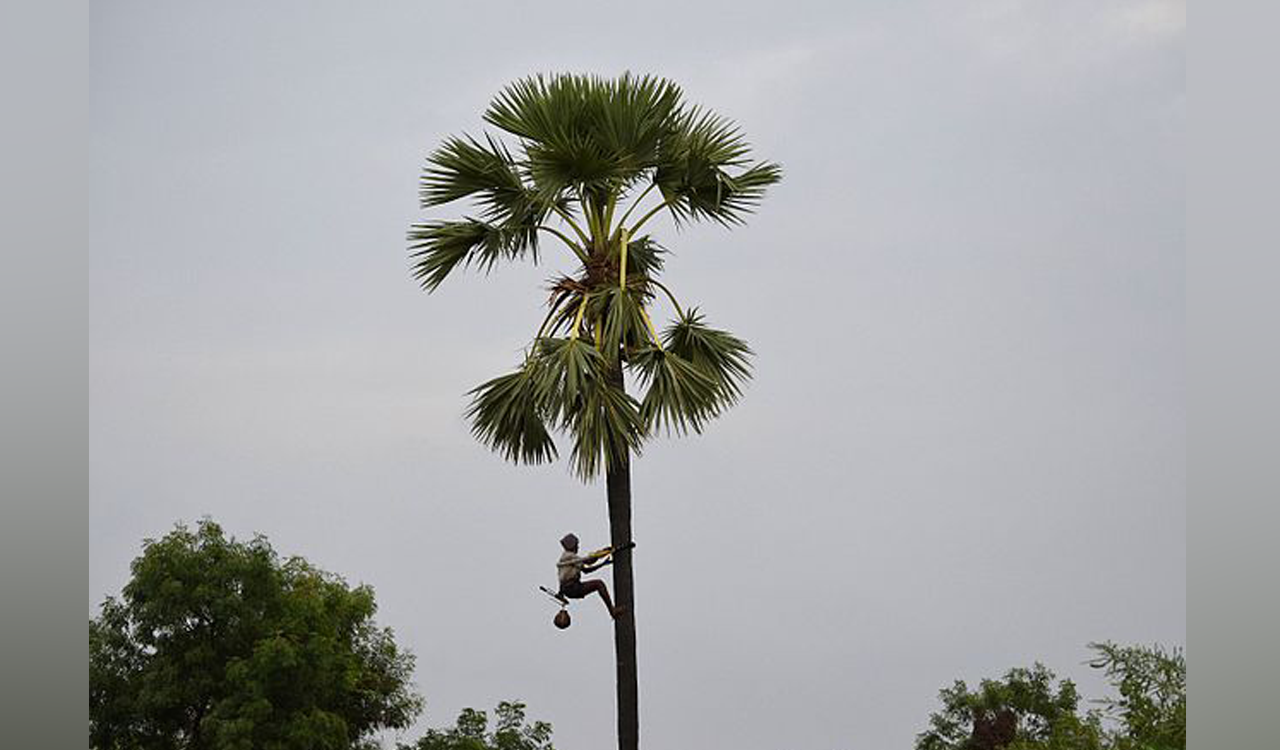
[582,558,613,573]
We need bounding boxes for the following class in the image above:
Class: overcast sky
[90,2,1185,748]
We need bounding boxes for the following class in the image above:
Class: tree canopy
[916,663,1105,750]
[1087,642,1186,750]
[90,520,422,750]
[398,701,554,750]
[409,72,780,480]
[915,643,1186,750]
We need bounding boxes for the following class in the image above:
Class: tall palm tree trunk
[606,460,638,750]
[606,366,639,750]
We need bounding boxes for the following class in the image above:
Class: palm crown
[410,73,781,480]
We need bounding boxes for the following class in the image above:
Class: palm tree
[409,72,780,750]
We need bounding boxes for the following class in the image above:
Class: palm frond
[713,161,784,223]
[566,376,644,480]
[542,290,586,338]
[527,132,623,197]
[594,288,654,361]
[465,369,557,465]
[631,347,721,435]
[625,234,666,277]
[408,220,487,291]
[484,73,684,195]
[517,335,643,479]
[420,134,563,256]
[663,309,754,409]
[528,337,606,427]
[421,134,523,208]
[652,107,782,226]
[408,219,527,291]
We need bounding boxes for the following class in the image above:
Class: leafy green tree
[398,701,553,750]
[90,520,422,750]
[1087,642,1186,750]
[915,644,1186,750]
[408,72,780,750]
[915,663,1106,750]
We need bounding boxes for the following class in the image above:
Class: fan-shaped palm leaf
[418,134,568,266]
[567,377,644,481]
[465,369,557,465]
[631,347,722,435]
[595,288,655,360]
[663,309,754,409]
[653,107,783,227]
[623,234,665,277]
[484,73,682,195]
[420,134,525,209]
[408,219,528,291]
[528,337,607,427]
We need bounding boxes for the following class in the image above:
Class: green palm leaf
[528,337,607,427]
[567,376,644,480]
[420,134,525,209]
[484,73,682,195]
[631,347,721,435]
[595,288,653,361]
[663,309,754,409]
[624,234,666,277]
[653,107,782,226]
[408,219,527,291]
[465,369,557,465]
[419,134,565,260]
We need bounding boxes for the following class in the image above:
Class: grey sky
[89,1,1185,748]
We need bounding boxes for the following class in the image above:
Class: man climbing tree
[409,72,780,750]
[556,533,624,619]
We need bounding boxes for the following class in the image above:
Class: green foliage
[563,364,645,480]
[1087,642,1186,750]
[420,135,527,212]
[662,309,753,411]
[90,520,422,750]
[653,107,783,226]
[594,287,652,365]
[408,220,505,291]
[532,336,611,423]
[632,346,720,435]
[466,368,559,466]
[482,74,684,197]
[398,701,553,750]
[916,664,1105,750]
[410,72,779,481]
[915,644,1186,750]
